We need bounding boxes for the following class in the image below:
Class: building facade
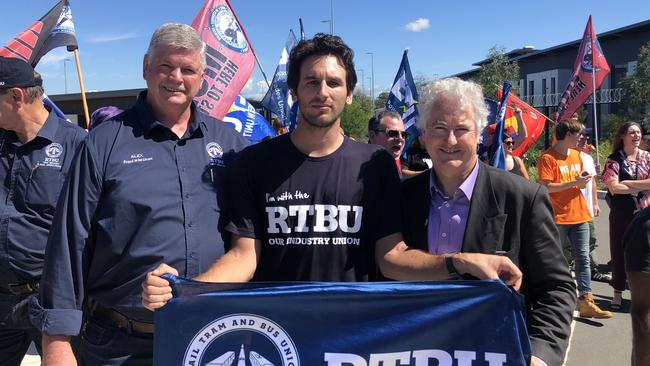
[454,19,650,138]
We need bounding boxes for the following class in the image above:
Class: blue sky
[1,1,648,100]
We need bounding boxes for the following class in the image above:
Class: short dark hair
[287,33,357,96]
[555,119,583,140]
[502,132,513,142]
[368,110,402,131]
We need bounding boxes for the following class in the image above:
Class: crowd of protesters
[0,22,648,366]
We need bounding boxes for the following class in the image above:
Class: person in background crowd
[538,119,612,319]
[0,57,86,365]
[623,206,650,365]
[32,23,248,365]
[88,106,123,131]
[401,133,431,177]
[401,77,576,366]
[271,117,289,135]
[562,127,611,283]
[640,126,650,151]
[367,110,408,173]
[602,121,650,309]
[502,132,529,179]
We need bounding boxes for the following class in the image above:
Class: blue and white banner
[224,95,276,144]
[154,278,531,365]
[385,50,420,158]
[261,30,298,127]
[489,81,512,170]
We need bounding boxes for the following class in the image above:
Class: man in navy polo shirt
[32,23,248,365]
[0,57,86,365]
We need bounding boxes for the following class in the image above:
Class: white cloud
[404,18,430,32]
[241,79,270,101]
[86,32,138,44]
[38,49,71,65]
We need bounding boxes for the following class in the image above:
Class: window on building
[529,80,535,96]
[551,77,556,94]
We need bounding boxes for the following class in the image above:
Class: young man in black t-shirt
[142,34,523,308]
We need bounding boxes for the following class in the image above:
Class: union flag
[554,16,610,122]
[0,0,77,67]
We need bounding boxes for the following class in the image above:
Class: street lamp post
[330,0,334,35]
[357,68,365,95]
[320,19,332,35]
[63,59,71,94]
[321,0,334,35]
[366,52,374,102]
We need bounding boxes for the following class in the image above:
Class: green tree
[414,72,432,99]
[374,91,390,110]
[475,46,520,100]
[620,42,650,121]
[341,92,373,140]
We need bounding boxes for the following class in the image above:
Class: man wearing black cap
[0,57,86,365]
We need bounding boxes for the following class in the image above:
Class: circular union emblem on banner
[45,143,64,158]
[206,142,223,158]
[183,313,300,366]
[209,5,250,53]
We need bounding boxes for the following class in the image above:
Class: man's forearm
[195,236,258,282]
[377,240,450,280]
[42,335,76,366]
[543,180,578,193]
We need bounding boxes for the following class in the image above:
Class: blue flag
[155,277,531,365]
[42,94,70,122]
[261,31,298,127]
[385,50,419,158]
[489,82,512,170]
[223,95,276,144]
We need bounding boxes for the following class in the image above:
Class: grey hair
[146,23,206,68]
[417,77,489,133]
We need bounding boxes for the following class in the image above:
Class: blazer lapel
[462,163,508,254]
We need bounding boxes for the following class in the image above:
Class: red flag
[0,0,78,67]
[554,16,610,122]
[496,88,548,157]
[192,0,256,120]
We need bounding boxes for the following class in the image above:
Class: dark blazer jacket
[401,162,577,366]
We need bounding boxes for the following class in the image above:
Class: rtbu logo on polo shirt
[40,143,64,168]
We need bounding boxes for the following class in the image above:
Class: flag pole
[72,49,90,126]
[590,28,600,167]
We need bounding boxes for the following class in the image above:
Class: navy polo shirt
[34,92,248,336]
[0,112,86,284]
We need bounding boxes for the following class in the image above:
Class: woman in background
[503,132,529,179]
[602,121,650,309]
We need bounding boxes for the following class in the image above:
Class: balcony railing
[521,88,623,108]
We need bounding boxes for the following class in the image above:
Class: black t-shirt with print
[226,134,402,282]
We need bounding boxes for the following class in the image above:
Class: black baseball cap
[0,57,38,89]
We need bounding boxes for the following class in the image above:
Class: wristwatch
[445,253,461,278]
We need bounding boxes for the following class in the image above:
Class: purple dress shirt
[427,162,480,254]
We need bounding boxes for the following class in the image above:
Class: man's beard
[299,108,339,129]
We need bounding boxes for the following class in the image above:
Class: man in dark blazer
[401,77,577,366]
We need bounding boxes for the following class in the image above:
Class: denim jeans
[562,220,598,270]
[78,315,153,366]
[558,222,592,295]
[0,291,41,366]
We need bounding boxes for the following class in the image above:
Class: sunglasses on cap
[374,129,409,139]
